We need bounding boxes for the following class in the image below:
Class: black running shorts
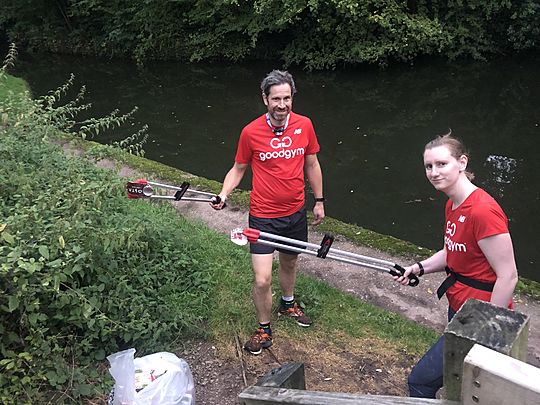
[248,207,307,255]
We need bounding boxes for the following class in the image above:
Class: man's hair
[260,70,297,97]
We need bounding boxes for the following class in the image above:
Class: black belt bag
[436,266,495,299]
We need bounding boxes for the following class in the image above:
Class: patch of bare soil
[180,332,415,405]
[86,154,540,405]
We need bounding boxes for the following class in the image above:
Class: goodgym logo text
[445,220,467,252]
[259,135,305,161]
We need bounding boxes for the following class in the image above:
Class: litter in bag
[107,348,195,405]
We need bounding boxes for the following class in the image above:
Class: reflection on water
[12,52,540,282]
[482,155,518,198]
[485,155,518,184]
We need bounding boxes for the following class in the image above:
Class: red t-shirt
[235,112,320,218]
[444,188,512,311]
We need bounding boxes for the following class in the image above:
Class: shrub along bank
[0,1,539,69]
[0,73,244,400]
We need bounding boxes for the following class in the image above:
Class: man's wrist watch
[314,196,326,202]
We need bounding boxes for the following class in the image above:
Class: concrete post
[443,299,530,401]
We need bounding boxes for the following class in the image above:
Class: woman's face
[423,145,467,193]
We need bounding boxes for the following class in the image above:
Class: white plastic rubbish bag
[107,348,195,405]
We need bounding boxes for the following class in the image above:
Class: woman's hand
[393,264,416,286]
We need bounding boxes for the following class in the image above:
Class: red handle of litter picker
[127,179,149,199]
[243,228,260,243]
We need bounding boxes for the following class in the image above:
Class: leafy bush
[0,56,217,402]
[0,0,539,68]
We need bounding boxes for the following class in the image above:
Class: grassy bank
[0,73,27,99]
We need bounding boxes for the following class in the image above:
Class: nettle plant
[37,73,149,156]
[1,42,17,75]
[1,44,148,156]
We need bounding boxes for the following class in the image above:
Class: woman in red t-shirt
[394,133,518,398]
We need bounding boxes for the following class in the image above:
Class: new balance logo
[458,215,466,223]
[294,128,302,135]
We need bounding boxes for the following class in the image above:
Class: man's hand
[210,194,227,210]
[312,203,325,225]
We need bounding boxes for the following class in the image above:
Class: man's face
[262,83,293,125]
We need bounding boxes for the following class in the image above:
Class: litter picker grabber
[126,179,223,205]
[230,227,419,286]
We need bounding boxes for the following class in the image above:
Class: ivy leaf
[28,313,40,326]
[58,235,65,249]
[0,223,6,232]
[47,259,63,268]
[82,303,94,318]
[1,232,15,244]
[8,296,19,312]
[38,245,49,260]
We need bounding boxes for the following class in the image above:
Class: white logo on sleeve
[294,128,302,135]
[458,215,466,223]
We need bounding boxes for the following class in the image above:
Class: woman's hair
[260,70,297,97]
[425,130,475,180]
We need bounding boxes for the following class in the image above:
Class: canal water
[13,52,540,282]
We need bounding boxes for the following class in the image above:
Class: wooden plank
[443,299,530,401]
[238,386,459,405]
[256,363,305,390]
[461,344,540,405]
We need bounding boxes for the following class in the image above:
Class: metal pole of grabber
[146,181,217,197]
[240,228,419,286]
[126,179,223,205]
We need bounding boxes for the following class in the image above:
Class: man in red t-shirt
[211,70,325,355]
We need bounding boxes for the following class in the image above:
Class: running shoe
[278,302,312,327]
[243,328,273,355]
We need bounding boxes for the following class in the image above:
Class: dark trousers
[408,307,456,398]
